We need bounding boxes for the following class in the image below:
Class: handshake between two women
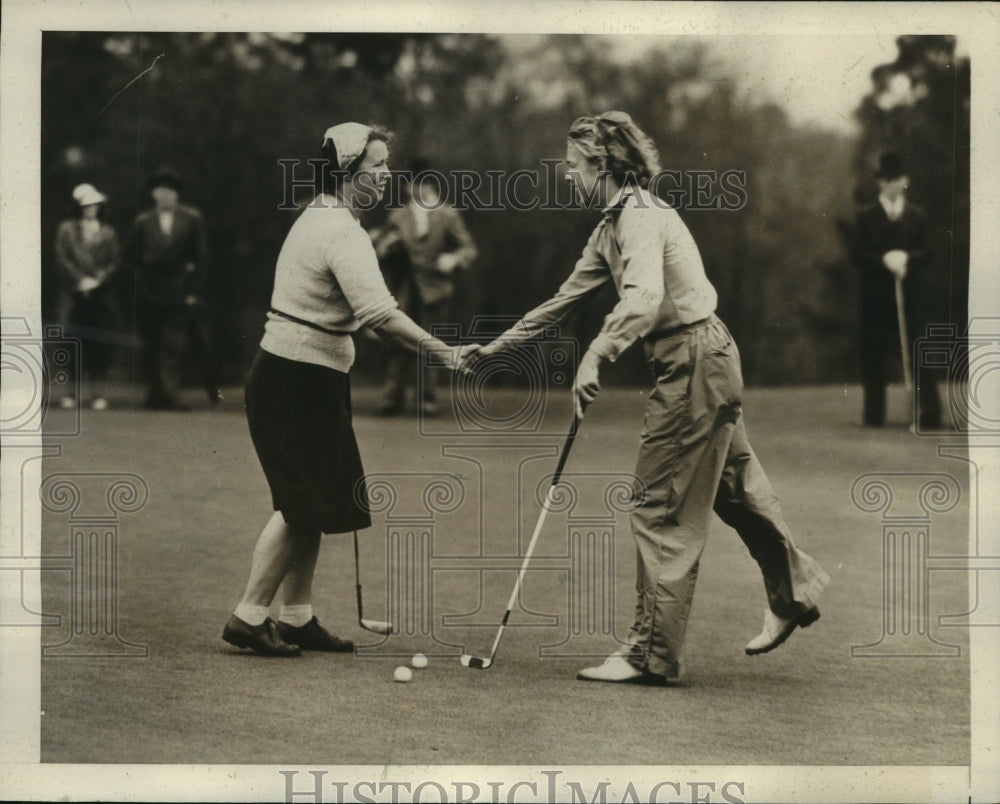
[436,338,601,421]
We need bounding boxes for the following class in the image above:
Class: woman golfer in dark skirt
[223,122,477,656]
[479,112,829,683]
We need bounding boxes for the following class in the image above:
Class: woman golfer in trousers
[223,123,476,656]
[480,112,829,683]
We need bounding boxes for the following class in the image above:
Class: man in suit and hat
[852,153,941,429]
[129,166,220,410]
[371,158,477,416]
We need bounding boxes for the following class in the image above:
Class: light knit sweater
[260,196,398,372]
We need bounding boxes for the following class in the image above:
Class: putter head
[460,654,492,669]
[360,618,394,635]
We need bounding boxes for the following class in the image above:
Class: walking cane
[895,276,913,393]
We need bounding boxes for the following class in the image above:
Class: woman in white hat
[223,122,478,656]
[54,183,121,410]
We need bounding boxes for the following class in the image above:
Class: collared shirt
[379,200,478,306]
[157,210,175,236]
[498,186,717,362]
[878,193,906,222]
[411,201,430,238]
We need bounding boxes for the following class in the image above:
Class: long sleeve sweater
[260,196,398,372]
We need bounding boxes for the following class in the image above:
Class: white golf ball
[393,666,413,683]
[411,653,428,669]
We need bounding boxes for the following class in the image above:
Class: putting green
[38,384,969,765]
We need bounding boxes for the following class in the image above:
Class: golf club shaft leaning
[466,410,584,667]
[354,529,393,634]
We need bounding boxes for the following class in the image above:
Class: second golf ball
[393,666,413,683]
[411,653,428,669]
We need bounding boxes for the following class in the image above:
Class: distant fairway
[38,383,970,766]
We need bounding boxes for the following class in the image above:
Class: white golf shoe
[576,651,669,685]
[745,606,820,655]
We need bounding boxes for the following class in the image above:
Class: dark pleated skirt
[245,348,371,533]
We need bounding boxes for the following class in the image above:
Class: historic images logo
[851,317,1000,659]
[1,318,148,657]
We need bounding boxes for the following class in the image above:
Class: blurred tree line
[40,32,967,387]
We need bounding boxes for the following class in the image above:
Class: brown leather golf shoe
[276,616,354,653]
[222,615,301,657]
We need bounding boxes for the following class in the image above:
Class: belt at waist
[644,315,713,342]
[269,307,352,337]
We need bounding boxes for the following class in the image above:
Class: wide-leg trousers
[138,298,219,407]
[626,315,829,678]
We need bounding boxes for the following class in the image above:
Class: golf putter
[353,529,394,635]
[461,406,586,669]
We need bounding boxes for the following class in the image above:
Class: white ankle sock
[279,604,313,628]
[234,603,269,626]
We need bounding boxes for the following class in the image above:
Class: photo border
[2,1,998,801]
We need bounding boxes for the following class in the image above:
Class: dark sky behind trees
[40,33,969,386]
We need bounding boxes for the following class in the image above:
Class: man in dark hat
[128,166,220,410]
[852,153,941,429]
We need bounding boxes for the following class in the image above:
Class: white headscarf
[322,122,372,170]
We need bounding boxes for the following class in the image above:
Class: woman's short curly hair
[567,111,661,190]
